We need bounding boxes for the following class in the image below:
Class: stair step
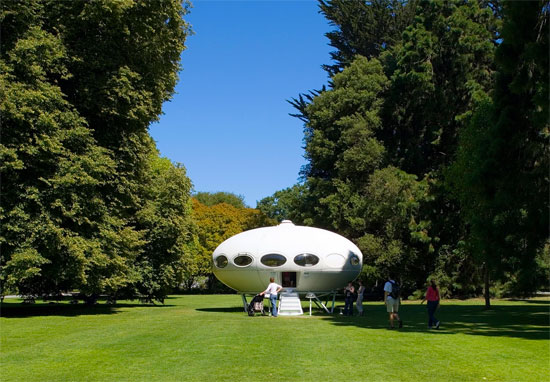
[278,294,303,316]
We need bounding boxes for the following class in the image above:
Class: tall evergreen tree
[299,56,431,289]
[319,0,417,76]
[286,0,503,295]
[449,0,549,306]
[386,0,497,176]
[290,0,416,123]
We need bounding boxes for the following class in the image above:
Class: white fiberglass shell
[212,221,363,294]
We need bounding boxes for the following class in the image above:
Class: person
[384,274,403,329]
[343,281,355,316]
[260,277,283,317]
[356,280,365,316]
[421,279,441,329]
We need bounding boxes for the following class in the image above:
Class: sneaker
[399,320,403,328]
[435,321,440,329]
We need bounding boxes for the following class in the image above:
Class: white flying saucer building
[212,220,363,315]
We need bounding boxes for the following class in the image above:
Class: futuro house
[212,220,363,295]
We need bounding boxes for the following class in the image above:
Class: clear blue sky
[149,0,332,207]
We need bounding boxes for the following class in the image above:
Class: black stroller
[247,294,265,316]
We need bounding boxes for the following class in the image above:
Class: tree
[319,0,417,76]
[378,0,499,297]
[290,0,416,121]
[296,56,431,292]
[0,13,135,298]
[129,155,194,303]
[256,184,312,224]
[286,1,503,296]
[194,192,247,209]
[0,0,193,302]
[188,199,275,291]
[385,0,497,176]
[448,0,549,306]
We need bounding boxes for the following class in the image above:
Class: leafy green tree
[128,155,194,303]
[194,192,247,209]
[256,184,312,224]
[288,1,501,295]
[355,166,431,290]
[188,199,275,291]
[0,0,193,302]
[0,13,134,298]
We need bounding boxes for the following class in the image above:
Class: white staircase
[278,290,303,316]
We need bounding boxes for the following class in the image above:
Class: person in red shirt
[421,279,440,329]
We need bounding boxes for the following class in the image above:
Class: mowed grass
[1,295,549,382]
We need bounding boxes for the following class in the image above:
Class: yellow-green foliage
[186,198,275,288]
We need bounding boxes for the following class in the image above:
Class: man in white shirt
[260,277,283,317]
[384,274,403,329]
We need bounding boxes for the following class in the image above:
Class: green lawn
[1,295,548,382]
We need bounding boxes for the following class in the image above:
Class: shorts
[386,297,399,313]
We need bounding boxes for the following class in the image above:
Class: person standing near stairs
[260,277,283,317]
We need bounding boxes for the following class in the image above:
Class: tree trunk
[483,263,491,309]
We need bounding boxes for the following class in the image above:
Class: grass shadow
[0,300,174,318]
[323,303,550,341]
[196,306,245,313]
[508,299,550,305]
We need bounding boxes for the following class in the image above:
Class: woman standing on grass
[421,279,440,329]
[343,281,355,316]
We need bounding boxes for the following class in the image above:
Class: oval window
[294,253,319,267]
[350,254,360,266]
[326,253,346,268]
[215,255,228,268]
[260,254,287,267]
[234,254,252,267]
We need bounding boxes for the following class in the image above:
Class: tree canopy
[274,0,549,303]
[1,0,193,303]
[188,196,275,291]
[194,191,247,209]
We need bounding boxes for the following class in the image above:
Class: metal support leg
[241,294,249,312]
[305,291,338,314]
[313,296,328,314]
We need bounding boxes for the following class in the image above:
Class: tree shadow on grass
[508,299,550,305]
[196,307,245,313]
[0,300,174,318]
[323,303,550,341]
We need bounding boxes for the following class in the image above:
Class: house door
[282,272,296,288]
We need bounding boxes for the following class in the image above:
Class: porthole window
[350,254,360,266]
[234,254,253,267]
[294,253,319,267]
[260,254,287,267]
[215,255,228,268]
